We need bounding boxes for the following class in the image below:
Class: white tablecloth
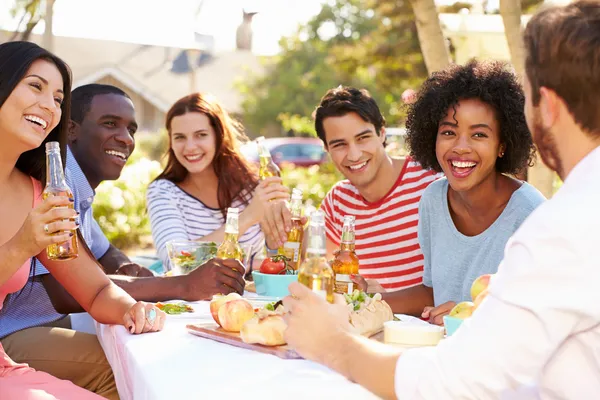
[95,296,381,400]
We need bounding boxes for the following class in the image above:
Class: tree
[500,0,526,77]
[238,0,430,135]
[9,0,43,42]
[499,0,555,197]
[410,0,451,74]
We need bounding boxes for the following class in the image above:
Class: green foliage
[277,113,317,137]
[237,0,426,135]
[93,150,163,249]
[280,161,344,209]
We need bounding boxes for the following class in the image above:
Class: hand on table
[123,301,166,334]
[181,258,246,301]
[283,282,352,364]
[421,301,456,326]
[115,263,155,277]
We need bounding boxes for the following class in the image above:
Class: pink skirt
[0,344,102,400]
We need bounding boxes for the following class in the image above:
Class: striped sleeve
[146,180,188,271]
[321,184,342,247]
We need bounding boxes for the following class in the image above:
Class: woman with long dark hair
[147,93,289,273]
[0,41,165,399]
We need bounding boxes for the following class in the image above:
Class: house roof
[0,31,266,113]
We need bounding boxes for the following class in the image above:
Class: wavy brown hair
[154,93,258,218]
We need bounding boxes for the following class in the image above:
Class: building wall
[95,75,165,133]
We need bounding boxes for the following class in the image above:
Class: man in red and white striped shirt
[262,86,439,292]
[315,87,439,292]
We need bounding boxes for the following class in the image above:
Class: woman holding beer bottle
[147,93,289,272]
[0,41,165,399]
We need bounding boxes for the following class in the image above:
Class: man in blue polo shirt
[0,84,246,397]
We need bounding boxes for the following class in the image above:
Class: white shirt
[394,145,600,399]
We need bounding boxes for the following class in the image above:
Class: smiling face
[0,59,64,153]
[435,98,505,192]
[169,112,217,176]
[69,93,137,186]
[323,112,387,190]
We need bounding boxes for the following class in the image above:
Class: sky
[0,0,327,55]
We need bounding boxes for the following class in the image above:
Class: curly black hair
[405,59,536,175]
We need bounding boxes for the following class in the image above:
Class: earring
[499,151,505,158]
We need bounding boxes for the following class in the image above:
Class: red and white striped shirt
[321,158,440,291]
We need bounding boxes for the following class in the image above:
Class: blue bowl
[251,271,298,298]
[443,315,464,336]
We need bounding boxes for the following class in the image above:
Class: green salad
[172,242,218,274]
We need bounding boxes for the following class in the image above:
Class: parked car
[241,137,328,167]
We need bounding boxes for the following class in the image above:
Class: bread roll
[240,311,287,346]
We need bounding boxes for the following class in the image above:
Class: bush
[280,161,344,211]
[93,151,163,250]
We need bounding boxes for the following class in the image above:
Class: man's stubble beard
[532,112,563,179]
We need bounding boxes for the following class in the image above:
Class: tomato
[259,256,289,275]
[180,251,192,257]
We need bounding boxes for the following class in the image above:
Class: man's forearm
[382,284,434,315]
[43,274,187,314]
[98,244,131,274]
[326,332,400,400]
[109,275,186,303]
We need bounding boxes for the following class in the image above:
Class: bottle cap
[227,207,239,215]
[45,141,60,152]
[310,209,324,225]
[291,187,303,199]
[343,215,355,224]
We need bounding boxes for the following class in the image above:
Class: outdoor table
[95,294,381,400]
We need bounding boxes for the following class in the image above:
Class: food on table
[383,321,445,347]
[259,255,295,275]
[239,290,393,347]
[171,242,218,274]
[277,188,304,270]
[473,288,489,311]
[297,210,335,303]
[210,293,243,326]
[332,215,359,294]
[155,302,194,315]
[344,290,394,336]
[218,299,256,332]
[449,301,475,319]
[470,273,492,301]
[216,208,244,262]
[241,301,287,346]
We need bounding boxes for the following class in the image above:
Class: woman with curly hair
[399,59,546,324]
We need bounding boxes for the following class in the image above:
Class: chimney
[236,9,258,51]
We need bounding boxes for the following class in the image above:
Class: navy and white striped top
[147,179,264,271]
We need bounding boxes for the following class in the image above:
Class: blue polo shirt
[0,147,110,338]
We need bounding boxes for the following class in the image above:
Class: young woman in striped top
[147,93,289,273]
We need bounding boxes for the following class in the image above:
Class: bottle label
[283,241,300,262]
[335,274,354,294]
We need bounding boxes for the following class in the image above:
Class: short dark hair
[406,60,535,175]
[0,41,72,186]
[70,84,130,124]
[524,0,600,137]
[314,86,386,147]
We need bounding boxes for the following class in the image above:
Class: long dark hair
[0,41,72,310]
[154,93,258,218]
[0,41,73,186]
